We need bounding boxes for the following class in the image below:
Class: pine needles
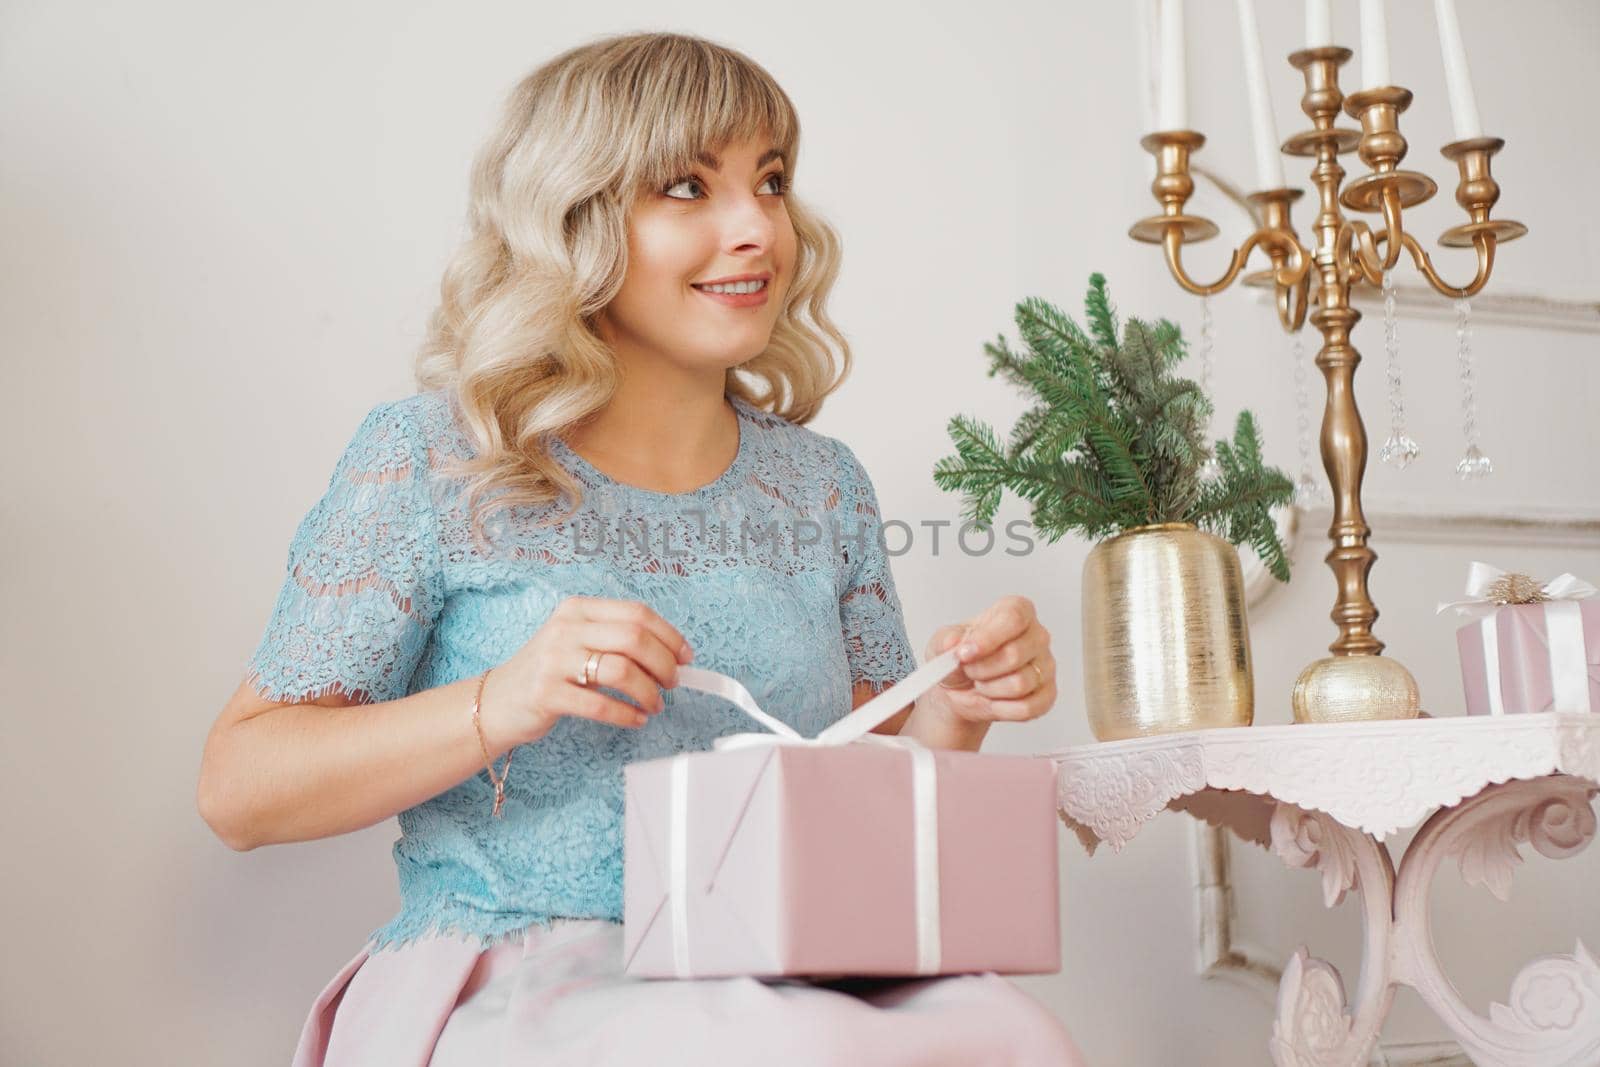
[933,274,1295,581]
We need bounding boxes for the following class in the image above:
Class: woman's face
[598,134,797,378]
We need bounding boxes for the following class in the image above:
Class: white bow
[675,647,963,751]
[1436,560,1597,619]
[663,647,963,977]
[1437,561,1595,716]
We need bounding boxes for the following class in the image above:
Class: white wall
[3,1,1595,1064]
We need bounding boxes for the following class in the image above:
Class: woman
[198,31,1084,1066]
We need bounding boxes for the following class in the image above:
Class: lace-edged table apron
[1047,712,1600,1067]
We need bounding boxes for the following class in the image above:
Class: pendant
[1377,271,1420,470]
[1453,298,1493,480]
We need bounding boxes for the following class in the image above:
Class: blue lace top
[243,389,919,952]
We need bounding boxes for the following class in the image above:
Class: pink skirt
[292,918,1087,1066]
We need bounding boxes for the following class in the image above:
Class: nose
[720,189,777,254]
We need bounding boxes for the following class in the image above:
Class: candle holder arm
[1337,218,1495,299]
[1399,229,1498,300]
[1274,273,1311,333]
[1160,224,1310,298]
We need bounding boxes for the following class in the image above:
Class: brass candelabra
[1129,46,1526,723]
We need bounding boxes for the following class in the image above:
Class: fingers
[977,655,1055,703]
[976,684,1056,722]
[559,683,655,730]
[939,597,1056,713]
[534,654,662,733]
[958,625,1048,686]
[953,596,1037,671]
[926,624,966,660]
[576,619,683,692]
[562,596,694,665]
[926,625,975,689]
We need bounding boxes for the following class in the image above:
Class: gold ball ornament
[1291,655,1421,724]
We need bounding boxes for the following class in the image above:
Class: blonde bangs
[607,38,801,198]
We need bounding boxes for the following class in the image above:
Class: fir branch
[933,415,1121,529]
[1189,411,1295,581]
[933,275,1296,581]
[1005,404,1052,460]
[981,333,1032,391]
[931,414,1010,527]
[1013,296,1095,386]
[1084,272,1120,352]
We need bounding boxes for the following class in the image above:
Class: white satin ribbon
[1481,614,1505,716]
[663,648,962,977]
[1437,561,1596,715]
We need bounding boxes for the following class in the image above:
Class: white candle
[1157,0,1188,131]
[1359,0,1391,89]
[1305,0,1333,47]
[1433,0,1483,139]
[1236,0,1287,189]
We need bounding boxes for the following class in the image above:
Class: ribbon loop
[677,648,962,751]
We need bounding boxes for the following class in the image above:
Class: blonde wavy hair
[414,31,853,547]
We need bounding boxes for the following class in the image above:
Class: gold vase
[1081,522,1254,741]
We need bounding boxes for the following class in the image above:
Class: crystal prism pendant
[1455,445,1493,480]
[1379,433,1421,470]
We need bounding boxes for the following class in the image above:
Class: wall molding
[1323,505,1600,549]
[1241,505,1600,612]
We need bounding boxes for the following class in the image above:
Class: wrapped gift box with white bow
[1438,562,1600,717]
[621,648,1061,979]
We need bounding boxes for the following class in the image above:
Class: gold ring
[1029,660,1045,690]
[579,650,604,687]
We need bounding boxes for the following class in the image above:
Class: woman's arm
[197,671,526,852]
[203,399,487,851]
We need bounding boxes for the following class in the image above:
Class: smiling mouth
[690,278,771,308]
[691,279,769,295]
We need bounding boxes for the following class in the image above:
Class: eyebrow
[693,147,786,171]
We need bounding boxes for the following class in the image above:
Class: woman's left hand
[924,594,1057,725]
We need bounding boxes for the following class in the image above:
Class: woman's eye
[664,177,703,200]
[663,173,790,200]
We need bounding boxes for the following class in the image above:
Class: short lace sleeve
[830,438,919,693]
[243,400,444,705]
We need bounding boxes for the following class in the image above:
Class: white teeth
[697,279,766,295]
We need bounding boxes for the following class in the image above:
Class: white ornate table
[1047,713,1600,1067]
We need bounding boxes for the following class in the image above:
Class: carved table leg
[1267,804,1399,1067]
[1390,776,1600,1067]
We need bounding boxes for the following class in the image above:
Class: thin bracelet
[470,668,514,818]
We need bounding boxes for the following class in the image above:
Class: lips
[692,271,772,287]
[691,279,770,307]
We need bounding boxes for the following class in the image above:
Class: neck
[562,356,739,494]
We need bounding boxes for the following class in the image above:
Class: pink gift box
[621,742,1061,979]
[1456,599,1600,716]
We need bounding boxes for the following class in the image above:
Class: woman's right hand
[478,595,695,752]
